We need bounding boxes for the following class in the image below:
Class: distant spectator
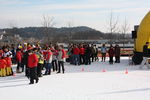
[44,48,53,75]
[85,44,92,65]
[114,44,121,63]
[57,45,66,74]
[108,45,114,64]
[79,44,85,64]
[73,45,80,65]
[101,44,107,62]
[16,48,23,73]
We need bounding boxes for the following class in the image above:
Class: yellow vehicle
[132,11,150,64]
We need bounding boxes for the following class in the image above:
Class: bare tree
[42,15,55,27]
[42,14,56,43]
[121,18,130,49]
[67,21,74,43]
[107,11,119,43]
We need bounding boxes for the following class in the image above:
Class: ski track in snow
[0,57,150,100]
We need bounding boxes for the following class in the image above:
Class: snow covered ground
[0,57,150,100]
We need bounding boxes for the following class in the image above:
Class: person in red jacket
[57,45,66,74]
[52,46,58,72]
[16,48,23,73]
[73,45,80,65]
[44,47,53,75]
[4,57,13,76]
[79,44,85,64]
[0,49,3,58]
[28,49,39,84]
[108,45,114,64]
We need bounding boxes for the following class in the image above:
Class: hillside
[0,26,103,41]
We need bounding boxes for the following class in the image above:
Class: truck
[132,11,150,64]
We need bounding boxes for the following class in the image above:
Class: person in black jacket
[85,44,92,65]
[22,50,30,78]
[140,42,150,69]
[114,44,120,63]
[108,45,114,64]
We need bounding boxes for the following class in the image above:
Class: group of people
[1,42,150,85]
[0,43,66,84]
[67,43,121,65]
[67,44,99,65]
[0,42,122,84]
[0,47,14,77]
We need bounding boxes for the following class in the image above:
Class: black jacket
[143,45,150,57]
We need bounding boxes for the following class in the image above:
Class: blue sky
[0,0,149,32]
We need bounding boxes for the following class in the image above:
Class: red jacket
[0,50,3,58]
[80,48,85,55]
[52,50,58,56]
[43,50,47,60]
[16,51,22,62]
[73,47,80,55]
[45,50,52,61]
[0,59,7,68]
[62,49,66,59]
[4,57,12,67]
[28,53,38,68]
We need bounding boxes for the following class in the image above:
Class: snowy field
[0,57,150,100]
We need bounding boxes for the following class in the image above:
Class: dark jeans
[25,66,30,78]
[69,55,74,64]
[115,56,120,63]
[101,53,106,62]
[52,60,58,71]
[45,63,52,75]
[37,63,43,77]
[109,56,113,64]
[73,54,80,65]
[21,62,25,72]
[85,54,91,65]
[91,54,95,62]
[94,53,98,61]
[17,62,21,70]
[29,67,38,84]
[58,61,65,73]
[80,54,85,64]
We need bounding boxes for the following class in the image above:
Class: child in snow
[0,57,7,77]
[2,47,13,76]
[5,57,13,76]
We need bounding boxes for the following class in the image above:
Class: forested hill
[1,26,104,40]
